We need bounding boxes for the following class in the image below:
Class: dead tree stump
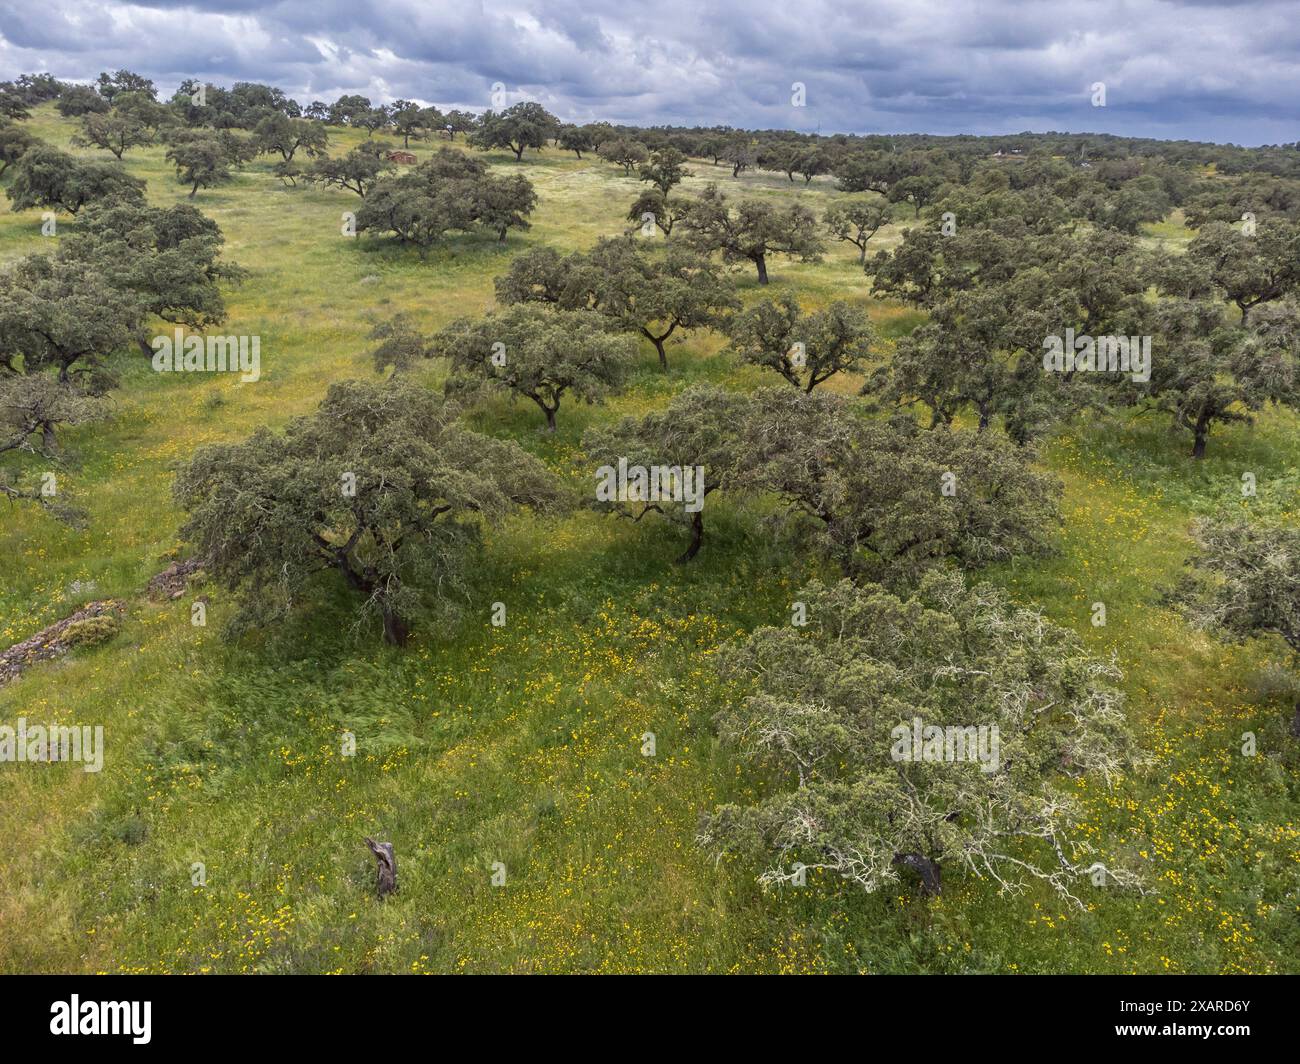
[365,838,397,898]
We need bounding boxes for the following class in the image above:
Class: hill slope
[1,107,1296,973]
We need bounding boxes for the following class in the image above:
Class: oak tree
[174,379,562,645]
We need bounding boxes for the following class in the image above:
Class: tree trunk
[675,511,704,564]
[892,852,942,895]
[1191,416,1209,459]
[337,561,410,646]
[380,602,410,646]
[543,407,557,433]
[638,326,674,370]
[137,334,154,358]
[755,254,769,285]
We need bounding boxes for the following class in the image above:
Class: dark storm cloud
[0,0,1296,144]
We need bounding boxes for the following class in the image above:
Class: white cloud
[1,0,1297,143]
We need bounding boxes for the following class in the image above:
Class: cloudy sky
[1,0,1296,145]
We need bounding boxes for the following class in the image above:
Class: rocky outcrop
[0,600,124,686]
[146,557,206,601]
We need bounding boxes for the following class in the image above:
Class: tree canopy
[678,183,824,284]
[700,571,1143,903]
[736,388,1061,582]
[7,143,145,214]
[436,304,636,432]
[583,385,751,562]
[174,379,564,645]
[469,102,560,160]
[726,293,876,391]
[63,197,246,353]
[355,149,536,250]
[496,237,737,369]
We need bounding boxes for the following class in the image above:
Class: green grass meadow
[0,106,1297,973]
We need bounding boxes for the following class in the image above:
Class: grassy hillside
[0,105,1296,974]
